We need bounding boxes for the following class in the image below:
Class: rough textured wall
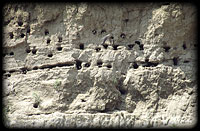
[2,2,197,128]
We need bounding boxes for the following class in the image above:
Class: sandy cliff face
[2,2,197,128]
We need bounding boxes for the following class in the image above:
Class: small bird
[101,34,111,45]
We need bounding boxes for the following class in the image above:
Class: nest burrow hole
[32,49,37,55]
[47,38,51,44]
[58,36,62,42]
[9,32,14,39]
[120,33,126,39]
[84,62,91,67]
[48,53,53,57]
[79,43,84,50]
[44,29,49,35]
[173,57,178,66]
[97,60,103,67]
[18,21,23,26]
[76,60,82,70]
[56,46,63,51]
[112,45,119,50]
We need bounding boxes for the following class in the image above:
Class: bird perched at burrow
[100,34,114,48]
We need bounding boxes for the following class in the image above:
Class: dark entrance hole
[133,62,139,69]
[173,57,178,66]
[183,60,189,63]
[102,44,108,49]
[182,43,187,50]
[44,29,49,35]
[163,46,171,52]
[75,60,82,70]
[107,64,112,69]
[27,26,30,34]
[95,47,101,52]
[56,46,63,51]
[97,60,103,67]
[92,29,97,35]
[79,43,84,50]
[58,36,62,42]
[139,44,144,50]
[120,33,126,39]
[18,21,23,26]
[135,41,141,45]
[112,45,119,50]
[48,53,53,57]
[20,33,25,38]
[84,62,91,67]
[9,32,14,39]
[32,48,37,55]
[9,52,14,56]
[101,29,106,34]
[128,44,134,49]
[21,67,28,74]
[33,102,39,108]
[33,66,38,70]
[47,38,51,44]
[26,47,31,53]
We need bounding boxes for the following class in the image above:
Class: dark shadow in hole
[101,29,106,34]
[173,57,178,66]
[163,46,171,52]
[33,102,39,108]
[47,38,51,44]
[95,47,101,52]
[135,41,140,45]
[119,88,126,95]
[18,21,23,26]
[44,29,49,35]
[112,45,119,50]
[26,47,31,53]
[56,46,63,51]
[27,26,30,34]
[183,60,190,63]
[79,43,84,50]
[102,44,108,49]
[33,66,38,70]
[84,62,91,67]
[58,36,62,42]
[9,52,14,56]
[9,70,16,73]
[143,62,158,67]
[107,64,112,69]
[92,29,97,35]
[57,62,74,67]
[97,60,103,67]
[21,67,28,74]
[128,44,134,50]
[139,44,144,50]
[32,49,37,55]
[133,62,139,69]
[75,60,82,70]
[48,53,53,57]
[6,73,11,77]
[182,43,187,50]
[120,33,126,39]
[81,99,86,102]
[124,18,129,23]
[110,36,114,39]
[20,33,25,38]
[9,32,14,39]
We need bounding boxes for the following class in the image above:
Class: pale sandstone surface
[2,3,197,128]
